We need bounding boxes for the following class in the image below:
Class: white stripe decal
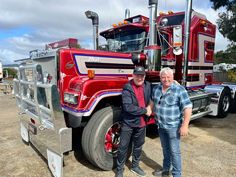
[74,54,133,75]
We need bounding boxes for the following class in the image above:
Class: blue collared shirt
[152,83,192,129]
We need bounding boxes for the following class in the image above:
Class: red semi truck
[13,0,236,176]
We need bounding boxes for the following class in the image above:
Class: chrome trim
[14,63,72,161]
[62,92,122,117]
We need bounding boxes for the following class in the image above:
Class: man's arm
[179,107,192,136]
[122,89,147,116]
[179,86,193,136]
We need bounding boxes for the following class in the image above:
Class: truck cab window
[105,29,147,53]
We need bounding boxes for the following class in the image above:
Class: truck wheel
[85,106,121,170]
[218,87,231,118]
[81,108,107,164]
[230,94,236,113]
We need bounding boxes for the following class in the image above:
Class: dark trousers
[116,123,146,172]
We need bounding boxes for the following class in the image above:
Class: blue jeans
[159,127,181,177]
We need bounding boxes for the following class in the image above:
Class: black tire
[81,109,107,165]
[218,87,231,118]
[230,94,236,113]
[82,106,121,170]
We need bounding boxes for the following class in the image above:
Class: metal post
[182,0,193,86]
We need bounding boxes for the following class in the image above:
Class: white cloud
[0,49,26,64]
[8,34,44,50]
[0,0,231,64]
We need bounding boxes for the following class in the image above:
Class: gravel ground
[0,94,236,177]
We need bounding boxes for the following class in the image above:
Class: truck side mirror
[173,25,183,55]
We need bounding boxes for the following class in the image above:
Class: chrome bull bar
[13,63,72,177]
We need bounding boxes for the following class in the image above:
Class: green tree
[3,68,17,78]
[76,43,82,49]
[210,0,236,42]
[227,69,236,82]
[210,0,236,9]
[210,0,236,63]
[214,43,236,64]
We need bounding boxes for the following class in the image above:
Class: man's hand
[145,105,152,116]
[179,124,189,136]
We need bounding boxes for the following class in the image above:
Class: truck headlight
[64,93,78,104]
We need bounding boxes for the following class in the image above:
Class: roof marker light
[112,24,117,28]
[123,20,129,25]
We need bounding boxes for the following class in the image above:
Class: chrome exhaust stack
[125,9,130,19]
[146,0,161,71]
[85,10,99,50]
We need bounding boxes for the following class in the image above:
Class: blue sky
[0,0,230,64]
[0,27,31,39]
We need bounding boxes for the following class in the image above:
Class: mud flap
[20,122,29,142]
[47,149,63,177]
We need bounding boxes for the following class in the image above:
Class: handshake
[145,105,152,117]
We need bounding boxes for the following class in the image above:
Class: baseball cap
[133,66,146,75]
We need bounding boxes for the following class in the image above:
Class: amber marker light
[159,11,165,15]
[123,20,129,25]
[118,22,123,26]
[88,69,95,79]
[173,42,182,47]
[112,24,117,28]
[200,20,207,26]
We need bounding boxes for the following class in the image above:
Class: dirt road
[0,94,236,177]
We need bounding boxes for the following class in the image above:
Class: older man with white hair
[152,67,192,177]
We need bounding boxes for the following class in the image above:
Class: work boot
[130,166,146,176]
[114,170,123,177]
[152,169,171,176]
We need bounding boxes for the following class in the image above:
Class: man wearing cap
[115,66,152,177]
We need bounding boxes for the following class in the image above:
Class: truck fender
[204,85,231,117]
[222,83,236,113]
[83,91,122,117]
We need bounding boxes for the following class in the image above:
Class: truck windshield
[106,29,147,53]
